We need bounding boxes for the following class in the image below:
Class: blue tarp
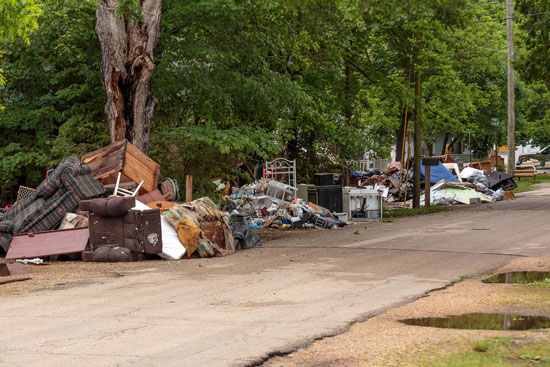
[420,162,460,183]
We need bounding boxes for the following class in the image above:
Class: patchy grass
[514,174,550,193]
[422,337,550,367]
[384,206,450,218]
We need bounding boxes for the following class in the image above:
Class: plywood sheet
[6,228,89,259]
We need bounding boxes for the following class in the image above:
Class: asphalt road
[1,187,549,367]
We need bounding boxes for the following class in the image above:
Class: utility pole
[506,0,516,174]
[413,36,422,209]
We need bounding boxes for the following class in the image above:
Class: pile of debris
[0,140,238,263]
[223,180,347,233]
[353,157,518,207]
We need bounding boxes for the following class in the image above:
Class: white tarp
[133,201,186,260]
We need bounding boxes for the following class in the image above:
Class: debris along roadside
[0,142,351,273]
[0,141,528,272]
[0,140,238,268]
[349,155,520,209]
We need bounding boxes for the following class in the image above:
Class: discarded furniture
[266,180,297,203]
[164,198,235,257]
[308,185,343,213]
[264,158,297,188]
[297,184,314,200]
[0,157,104,254]
[468,161,492,173]
[112,172,144,197]
[314,173,335,186]
[343,188,382,221]
[80,197,162,256]
[136,189,165,204]
[514,165,538,181]
[6,227,89,260]
[82,139,160,194]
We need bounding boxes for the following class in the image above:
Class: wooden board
[6,228,89,259]
[82,140,126,179]
[125,143,160,193]
[137,189,165,204]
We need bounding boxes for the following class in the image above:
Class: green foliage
[423,337,550,367]
[0,0,108,198]
[0,0,42,45]
[0,0,42,92]
[514,174,550,193]
[383,206,450,218]
[1,0,547,202]
[516,0,550,147]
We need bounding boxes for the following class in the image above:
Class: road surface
[1,187,549,367]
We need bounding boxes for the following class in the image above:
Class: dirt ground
[262,256,550,367]
[0,228,298,297]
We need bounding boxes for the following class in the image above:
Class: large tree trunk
[95,0,162,154]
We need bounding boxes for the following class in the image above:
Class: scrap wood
[503,191,516,200]
[0,277,31,285]
[137,189,165,204]
[6,227,89,260]
[307,202,323,213]
[146,200,176,212]
[262,215,279,228]
[82,139,160,194]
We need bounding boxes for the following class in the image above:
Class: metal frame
[264,158,297,188]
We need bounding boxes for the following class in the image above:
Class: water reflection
[400,313,550,331]
[483,271,550,284]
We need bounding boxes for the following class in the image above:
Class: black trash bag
[230,222,263,250]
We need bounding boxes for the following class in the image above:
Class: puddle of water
[400,313,550,331]
[483,271,550,284]
[0,263,29,277]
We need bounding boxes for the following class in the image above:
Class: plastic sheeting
[421,162,460,183]
[229,223,263,249]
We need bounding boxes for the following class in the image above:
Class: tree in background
[0,0,42,90]
[1,0,544,202]
[0,0,107,202]
[516,0,550,147]
[95,0,162,153]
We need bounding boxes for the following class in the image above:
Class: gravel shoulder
[263,256,550,367]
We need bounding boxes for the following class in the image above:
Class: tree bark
[95,0,162,153]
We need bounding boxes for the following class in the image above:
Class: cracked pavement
[1,188,549,367]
